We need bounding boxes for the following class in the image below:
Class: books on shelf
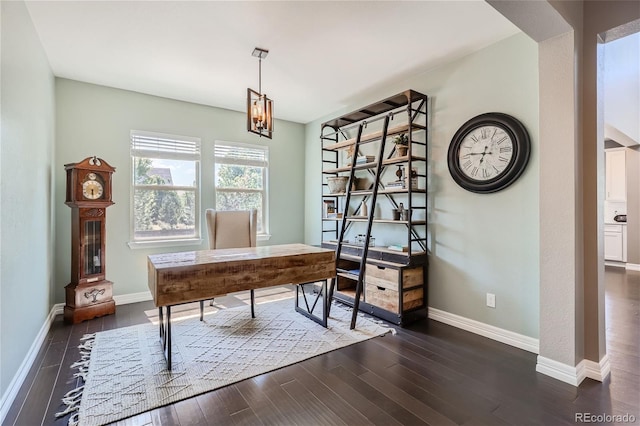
[386,180,404,188]
[355,155,375,164]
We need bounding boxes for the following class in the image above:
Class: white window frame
[213,140,270,240]
[128,130,202,249]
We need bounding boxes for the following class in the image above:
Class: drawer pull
[377,286,386,291]
[376,266,385,270]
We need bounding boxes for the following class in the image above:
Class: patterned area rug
[59,298,393,426]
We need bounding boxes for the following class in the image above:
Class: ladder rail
[349,115,391,329]
[327,123,365,317]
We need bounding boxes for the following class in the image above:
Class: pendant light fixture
[247,47,273,139]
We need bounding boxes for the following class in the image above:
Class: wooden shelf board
[323,188,426,197]
[322,155,427,175]
[350,188,427,196]
[323,123,426,151]
[323,241,427,258]
[335,289,363,301]
[321,90,428,129]
[345,217,427,225]
[337,272,359,280]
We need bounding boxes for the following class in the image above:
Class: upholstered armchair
[201,209,258,317]
[206,209,257,250]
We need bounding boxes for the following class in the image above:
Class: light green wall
[54,79,305,303]
[0,1,55,398]
[305,33,540,338]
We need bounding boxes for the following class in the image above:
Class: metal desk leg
[158,305,173,370]
[295,280,328,327]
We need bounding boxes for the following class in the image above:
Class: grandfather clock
[64,156,116,324]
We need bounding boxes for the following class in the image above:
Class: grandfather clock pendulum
[64,156,116,324]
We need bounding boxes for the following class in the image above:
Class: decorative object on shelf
[397,202,411,221]
[387,165,405,189]
[394,133,409,157]
[448,112,530,193]
[64,156,116,324]
[360,200,368,217]
[354,234,375,247]
[327,176,349,194]
[247,47,273,139]
[323,200,336,218]
[396,165,404,181]
[405,168,418,189]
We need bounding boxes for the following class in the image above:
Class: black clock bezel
[447,112,530,194]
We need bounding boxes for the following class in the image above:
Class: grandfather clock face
[81,172,104,200]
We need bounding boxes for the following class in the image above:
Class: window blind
[131,131,200,160]
[214,142,268,167]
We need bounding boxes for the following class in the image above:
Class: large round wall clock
[447,112,530,194]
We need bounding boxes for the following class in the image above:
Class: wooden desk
[148,244,336,369]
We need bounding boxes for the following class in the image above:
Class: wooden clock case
[64,156,116,324]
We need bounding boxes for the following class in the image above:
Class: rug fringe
[55,333,95,425]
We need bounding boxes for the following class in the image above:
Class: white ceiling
[25,1,520,124]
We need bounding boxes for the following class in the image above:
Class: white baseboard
[536,354,610,386]
[0,303,60,424]
[428,307,539,354]
[537,356,582,386]
[580,355,611,382]
[0,291,151,424]
[53,302,64,316]
[626,263,640,272]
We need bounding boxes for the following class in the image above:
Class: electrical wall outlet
[486,293,496,308]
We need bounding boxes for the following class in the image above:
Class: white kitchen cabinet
[604,224,627,262]
[605,149,626,201]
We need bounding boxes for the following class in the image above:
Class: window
[130,130,200,245]
[214,141,269,237]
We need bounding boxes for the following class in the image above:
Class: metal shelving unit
[320,90,429,326]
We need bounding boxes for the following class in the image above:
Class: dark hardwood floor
[5,270,639,426]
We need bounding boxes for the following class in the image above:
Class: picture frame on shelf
[323,200,336,218]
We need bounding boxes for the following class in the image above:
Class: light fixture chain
[258,57,262,95]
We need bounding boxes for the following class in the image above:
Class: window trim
[129,130,202,248]
[213,140,270,239]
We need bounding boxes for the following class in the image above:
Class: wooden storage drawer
[366,284,399,312]
[365,284,424,313]
[365,264,424,313]
[365,264,423,290]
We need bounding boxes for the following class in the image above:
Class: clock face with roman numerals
[448,113,530,193]
[458,125,513,181]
